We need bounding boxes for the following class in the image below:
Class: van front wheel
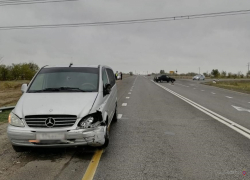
[100,126,109,149]
[113,107,118,123]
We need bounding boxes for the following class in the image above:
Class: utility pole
[247,63,250,78]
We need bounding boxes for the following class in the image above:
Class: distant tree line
[0,62,39,81]
[208,69,249,78]
[158,69,250,78]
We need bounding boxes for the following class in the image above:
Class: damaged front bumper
[7,125,106,147]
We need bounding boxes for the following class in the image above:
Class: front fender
[96,99,109,123]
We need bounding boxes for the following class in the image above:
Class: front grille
[25,115,77,128]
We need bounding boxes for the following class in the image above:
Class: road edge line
[82,149,103,180]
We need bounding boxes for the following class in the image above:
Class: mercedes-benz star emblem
[45,117,55,128]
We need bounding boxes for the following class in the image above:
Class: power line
[0,0,37,3]
[0,0,77,3]
[0,9,250,30]
[0,0,78,6]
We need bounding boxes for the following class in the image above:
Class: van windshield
[28,67,99,93]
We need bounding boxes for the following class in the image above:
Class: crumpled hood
[14,93,98,118]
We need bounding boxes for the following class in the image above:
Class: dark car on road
[154,75,175,83]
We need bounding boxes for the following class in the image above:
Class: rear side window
[106,69,116,87]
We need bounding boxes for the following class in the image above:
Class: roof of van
[44,65,99,68]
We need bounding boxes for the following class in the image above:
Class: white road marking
[151,80,250,140]
[175,83,189,87]
[201,90,205,91]
[226,96,233,99]
[126,97,130,99]
[232,105,250,113]
[122,103,127,106]
[211,92,216,94]
[128,92,131,94]
[117,114,123,119]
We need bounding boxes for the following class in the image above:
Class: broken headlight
[78,112,103,129]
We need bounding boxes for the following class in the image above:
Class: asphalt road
[1,75,250,180]
[170,79,250,129]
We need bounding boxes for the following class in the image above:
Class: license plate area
[36,133,65,140]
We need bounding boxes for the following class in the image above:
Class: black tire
[113,106,118,123]
[101,126,109,148]
[12,145,28,152]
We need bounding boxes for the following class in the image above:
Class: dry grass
[0,109,11,124]
[0,80,29,107]
[204,80,250,94]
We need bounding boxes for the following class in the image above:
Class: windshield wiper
[29,87,88,93]
[29,88,61,92]
[58,87,88,92]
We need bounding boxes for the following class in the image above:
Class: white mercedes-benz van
[7,65,118,152]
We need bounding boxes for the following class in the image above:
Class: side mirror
[21,84,28,93]
[104,83,111,95]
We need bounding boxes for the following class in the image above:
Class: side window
[102,68,109,86]
[106,69,115,87]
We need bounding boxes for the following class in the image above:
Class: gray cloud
[0,0,250,74]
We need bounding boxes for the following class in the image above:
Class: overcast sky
[0,0,250,74]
